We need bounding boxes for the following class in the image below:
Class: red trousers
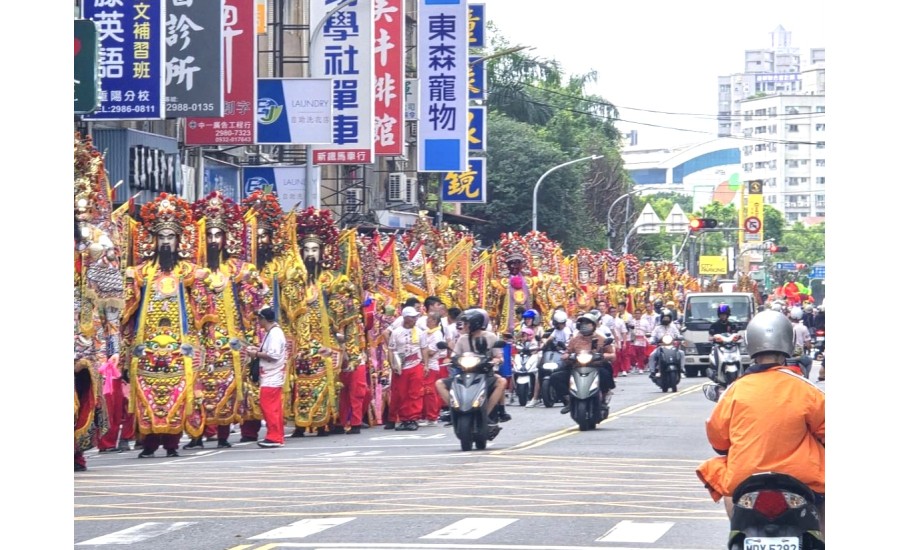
[422,368,442,421]
[339,366,369,428]
[632,345,648,368]
[393,364,424,422]
[260,386,284,444]
[613,345,629,376]
[98,380,135,450]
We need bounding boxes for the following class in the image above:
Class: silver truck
[679,292,757,377]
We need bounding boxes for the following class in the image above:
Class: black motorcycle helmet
[654,299,664,314]
[660,308,673,325]
[717,304,731,318]
[460,308,488,333]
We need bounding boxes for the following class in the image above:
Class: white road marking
[420,518,518,540]
[596,520,675,543]
[249,518,356,540]
[237,543,714,550]
[307,450,385,457]
[370,433,448,441]
[76,522,195,545]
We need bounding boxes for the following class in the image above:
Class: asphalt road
[75,363,824,550]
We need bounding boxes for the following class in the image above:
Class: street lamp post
[532,155,600,232]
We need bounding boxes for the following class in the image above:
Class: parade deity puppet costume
[490,232,533,334]
[188,191,262,440]
[524,230,565,315]
[289,207,346,433]
[240,190,307,432]
[570,248,600,312]
[123,193,202,439]
[74,133,124,467]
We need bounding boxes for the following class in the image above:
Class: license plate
[516,376,531,384]
[743,537,800,550]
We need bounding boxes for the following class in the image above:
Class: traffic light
[689,218,718,231]
[769,245,789,253]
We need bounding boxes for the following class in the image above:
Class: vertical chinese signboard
[185,0,257,145]
[310,0,375,164]
[82,0,166,120]
[374,0,404,156]
[417,0,468,173]
[441,157,485,203]
[745,179,764,243]
[164,0,225,117]
[468,106,485,152]
[468,3,485,48]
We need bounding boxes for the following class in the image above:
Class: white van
[680,292,757,377]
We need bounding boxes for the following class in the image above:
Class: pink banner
[184,0,256,145]
[373,0,405,156]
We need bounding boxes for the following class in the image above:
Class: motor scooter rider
[708,304,738,374]
[553,313,616,414]
[696,310,825,535]
[435,308,508,426]
[543,310,573,351]
[519,309,544,345]
[647,308,685,377]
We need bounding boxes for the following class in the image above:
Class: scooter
[512,344,540,406]
[707,333,744,388]
[447,337,501,452]
[566,340,613,432]
[651,334,682,393]
[539,341,566,408]
[813,328,825,361]
[727,472,826,550]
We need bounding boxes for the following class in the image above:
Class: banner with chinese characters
[442,157,485,203]
[310,0,375,164]
[82,0,166,120]
[468,56,485,101]
[255,78,333,144]
[468,3,485,48]
[468,106,485,152]
[185,0,257,145]
[374,0,404,156]
[242,166,320,212]
[164,0,224,117]
[417,0,468,173]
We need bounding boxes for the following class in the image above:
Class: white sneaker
[525,399,538,408]
[417,420,430,427]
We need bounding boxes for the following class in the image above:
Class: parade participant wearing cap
[180,191,263,450]
[123,193,202,458]
[387,306,427,431]
[244,308,287,447]
[74,134,125,470]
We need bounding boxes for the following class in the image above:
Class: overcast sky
[480,0,826,149]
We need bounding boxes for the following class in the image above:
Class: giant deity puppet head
[496,233,529,285]
[242,190,288,269]
[74,133,114,242]
[137,193,196,272]
[575,248,599,286]
[192,191,244,271]
[295,207,341,280]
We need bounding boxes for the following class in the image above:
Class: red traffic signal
[769,245,789,253]
[689,218,718,231]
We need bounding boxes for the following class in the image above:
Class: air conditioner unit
[344,188,362,214]
[388,172,406,202]
[404,175,417,205]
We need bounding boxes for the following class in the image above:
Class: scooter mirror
[702,383,720,403]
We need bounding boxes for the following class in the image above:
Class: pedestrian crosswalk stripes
[75,518,690,547]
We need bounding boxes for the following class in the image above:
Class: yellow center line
[492,385,702,454]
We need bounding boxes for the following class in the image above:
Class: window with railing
[816,177,825,184]
[787,124,799,132]
[816,159,825,167]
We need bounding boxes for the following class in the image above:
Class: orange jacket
[696,365,825,501]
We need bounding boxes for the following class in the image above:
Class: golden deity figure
[287,207,350,435]
[185,191,263,447]
[488,232,533,334]
[523,230,567,315]
[570,248,601,313]
[239,190,307,436]
[74,133,124,470]
[123,193,203,454]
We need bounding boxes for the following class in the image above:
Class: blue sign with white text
[775,262,797,271]
[82,0,165,120]
[809,265,825,279]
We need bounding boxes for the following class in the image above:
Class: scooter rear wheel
[516,382,530,407]
[541,383,556,408]
[456,415,474,451]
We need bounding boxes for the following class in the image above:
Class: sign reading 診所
[417,0,468,173]
[310,0,375,165]
[164,0,225,117]
[185,0,258,145]
[82,0,166,120]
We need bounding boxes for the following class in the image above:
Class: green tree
[762,204,785,245]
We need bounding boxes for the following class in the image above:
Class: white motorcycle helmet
[551,310,568,327]
[789,307,803,321]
